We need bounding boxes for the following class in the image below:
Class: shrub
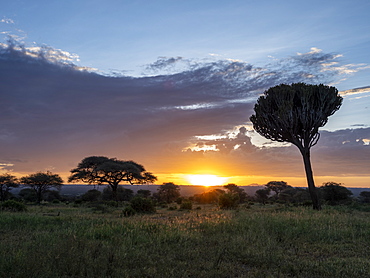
[90,203,113,213]
[320,182,353,205]
[176,197,184,205]
[122,206,136,217]
[18,188,38,202]
[74,199,83,205]
[218,193,239,209]
[103,200,119,207]
[43,190,62,202]
[102,186,134,201]
[130,197,156,213]
[180,200,192,210]
[81,189,101,202]
[1,200,27,212]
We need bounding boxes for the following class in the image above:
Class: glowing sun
[187,174,229,186]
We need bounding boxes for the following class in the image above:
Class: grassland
[1,203,370,277]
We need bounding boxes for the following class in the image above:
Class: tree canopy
[250,83,342,148]
[320,182,353,205]
[155,182,180,203]
[0,173,19,201]
[68,156,157,200]
[20,171,63,204]
[265,181,291,196]
[250,83,342,210]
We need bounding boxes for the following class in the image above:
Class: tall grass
[1,205,369,277]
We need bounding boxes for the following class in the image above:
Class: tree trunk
[37,188,42,204]
[111,184,118,201]
[300,148,321,210]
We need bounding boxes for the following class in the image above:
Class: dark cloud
[0,42,369,184]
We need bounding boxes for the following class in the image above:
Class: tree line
[0,83,364,212]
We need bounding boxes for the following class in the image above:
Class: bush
[218,193,239,209]
[320,182,353,205]
[81,189,101,202]
[122,206,136,217]
[1,200,27,212]
[130,197,156,213]
[43,190,62,202]
[102,186,134,201]
[180,200,192,210]
[176,197,184,205]
[90,203,113,213]
[18,188,37,202]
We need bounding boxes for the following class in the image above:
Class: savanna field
[1,203,370,278]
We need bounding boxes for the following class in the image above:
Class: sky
[0,0,369,188]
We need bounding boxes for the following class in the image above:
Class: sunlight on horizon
[186,174,229,187]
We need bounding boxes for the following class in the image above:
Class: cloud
[0,17,14,24]
[145,56,185,73]
[340,86,370,97]
[0,41,369,185]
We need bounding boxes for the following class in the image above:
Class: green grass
[1,204,370,277]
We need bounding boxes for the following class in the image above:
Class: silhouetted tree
[68,156,157,200]
[265,181,291,197]
[320,182,353,205]
[0,173,18,201]
[136,172,158,184]
[223,183,249,203]
[20,171,63,204]
[278,187,311,204]
[255,188,271,205]
[193,189,225,204]
[250,83,342,210]
[359,191,370,203]
[18,188,37,202]
[130,196,156,213]
[218,192,239,209]
[156,182,180,203]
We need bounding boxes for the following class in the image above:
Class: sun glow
[187,174,229,186]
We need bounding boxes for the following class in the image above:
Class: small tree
[18,188,38,202]
[218,192,239,209]
[156,182,180,203]
[130,196,156,213]
[223,183,249,203]
[320,182,353,205]
[250,83,342,210]
[265,181,291,197]
[81,189,102,202]
[69,156,157,200]
[255,188,270,205]
[359,191,370,204]
[0,173,19,202]
[20,171,63,204]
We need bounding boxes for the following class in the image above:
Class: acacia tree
[320,182,353,205]
[265,181,291,197]
[156,182,180,203]
[250,83,342,210]
[68,156,157,200]
[20,171,63,204]
[0,174,19,201]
